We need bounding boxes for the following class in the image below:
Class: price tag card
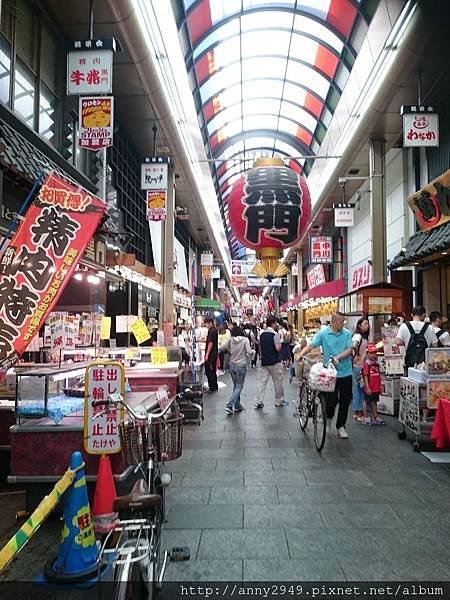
[151,347,168,365]
[131,318,150,345]
[100,316,112,340]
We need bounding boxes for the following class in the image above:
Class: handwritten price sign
[151,347,168,365]
[131,318,150,345]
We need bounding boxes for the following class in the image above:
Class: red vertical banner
[0,173,106,370]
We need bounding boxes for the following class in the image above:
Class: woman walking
[352,317,370,421]
[219,325,255,414]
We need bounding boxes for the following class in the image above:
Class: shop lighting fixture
[87,275,100,285]
[74,273,83,281]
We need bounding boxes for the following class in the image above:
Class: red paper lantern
[227,158,311,254]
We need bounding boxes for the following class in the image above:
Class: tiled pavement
[163,367,450,582]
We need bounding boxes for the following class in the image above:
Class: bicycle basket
[119,418,148,466]
[152,412,184,462]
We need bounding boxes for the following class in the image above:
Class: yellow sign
[150,347,168,365]
[131,318,150,345]
[125,348,139,360]
[100,316,111,340]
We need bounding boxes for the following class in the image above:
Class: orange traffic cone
[92,455,118,535]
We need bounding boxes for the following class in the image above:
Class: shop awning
[389,221,450,270]
[280,278,345,311]
[195,298,222,309]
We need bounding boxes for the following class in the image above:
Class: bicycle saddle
[113,479,163,511]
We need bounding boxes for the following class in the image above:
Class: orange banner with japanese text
[0,173,106,370]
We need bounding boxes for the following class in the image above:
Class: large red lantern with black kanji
[227,158,311,278]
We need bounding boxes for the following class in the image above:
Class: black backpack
[404,321,429,368]
[436,329,445,348]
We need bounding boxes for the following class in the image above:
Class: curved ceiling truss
[176,0,368,257]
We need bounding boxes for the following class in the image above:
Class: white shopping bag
[308,361,337,393]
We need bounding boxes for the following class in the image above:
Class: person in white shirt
[395,305,438,368]
[429,311,450,347]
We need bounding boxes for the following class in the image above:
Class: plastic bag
[308,361,337,392]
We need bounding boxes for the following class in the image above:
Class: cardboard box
[378,395,399,416]
[380,376,400,399]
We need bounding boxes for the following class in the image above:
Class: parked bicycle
[93,388,190,600]
[294,357,327,452]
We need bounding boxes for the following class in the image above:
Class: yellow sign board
[100,316,111,340]
[131,318,150,345]
[150,347,168,365]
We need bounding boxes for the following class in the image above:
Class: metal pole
[89,0,95,38]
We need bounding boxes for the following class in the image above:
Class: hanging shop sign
[407,168,450,231]
[66,38,116,95]
[100,316,111,340]
[84,361,125,455]
[309,236,333,264]
[291,263,298,276]
[200,253,213,266]
[146,190,167,221]
[306,264,326,290]
[334,204,355,227]
[218,279,226,289]
[141,156,169,191]
[231,260,256,275]
[78,96,114,151]
[349,262,372,291]
[0,174,106,370]
[401,105,439,147]
[201,266,212,279]
[49,314,64,351]
[211,267,220,279]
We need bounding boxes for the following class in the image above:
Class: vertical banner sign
[84,361,124,454]
[66,38,116,95]
[0,173,106,370]
[63,315,77,350]
[200,253,213,266]
[100,316,111,340]
[146,190,167,221]
[49,314,64,351]
[78,96,114,151]
[309,235,333,264]
[141,157,168,190]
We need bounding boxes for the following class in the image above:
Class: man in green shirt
[296,312,353,439]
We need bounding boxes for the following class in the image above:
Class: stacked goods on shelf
[425,348,450,409]
[378,325,404,416]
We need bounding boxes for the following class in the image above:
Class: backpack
[436,329,445,348]
[404,321,429,368]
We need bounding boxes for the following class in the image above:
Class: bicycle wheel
[313,392,327,452]
[113,549,147,600]
[145,510,162,600]
[297,381,309,431]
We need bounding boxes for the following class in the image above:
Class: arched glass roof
[176,0,368,256]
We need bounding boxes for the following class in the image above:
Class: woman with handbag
[352,318,370,421]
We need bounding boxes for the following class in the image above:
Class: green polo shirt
[311,326,353,378]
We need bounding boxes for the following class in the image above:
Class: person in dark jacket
[204,316,218,392]
[255,316,286,408]
[220,326,255,414]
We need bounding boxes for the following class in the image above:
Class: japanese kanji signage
[0,173,106,370]
[334,205,354,227]
[84,361,125,455]
[67,39,116,95]
[141,157,169,191]
[227,163,311,251]
[309,236,333,264]
[407,168,450,231]
[201,253,214,266]
[218,279,226,289]
[100,316,111,340]
[401,105,439,147]
[49,314,64,351]
[146,190,167,221]
[131,318,150,345]
[78,96,114,151]
[306,264,326,290]
[151,347,168,365]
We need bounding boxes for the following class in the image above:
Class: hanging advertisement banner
[78,96,114,151]
[146,190,167,221]
[309,235,333,264]
[84,361,124,455]
[306,264,326,289]
[0,173,106,370]
[334,206,354,227]
[401,105,439,147]
[211,267,220,279]
[202,266,212,279]
[218,279,226,289]
[291,263,298,276]
[141,157,169,191]
[407,168,450,231]
[66,38,116,95]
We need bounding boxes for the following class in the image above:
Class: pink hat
[366,343,378,353]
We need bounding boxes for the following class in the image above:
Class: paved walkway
[164,367,450,582]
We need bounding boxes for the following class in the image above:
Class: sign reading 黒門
[0,173,106,370]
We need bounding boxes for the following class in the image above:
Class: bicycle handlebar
[92,393,175,421]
